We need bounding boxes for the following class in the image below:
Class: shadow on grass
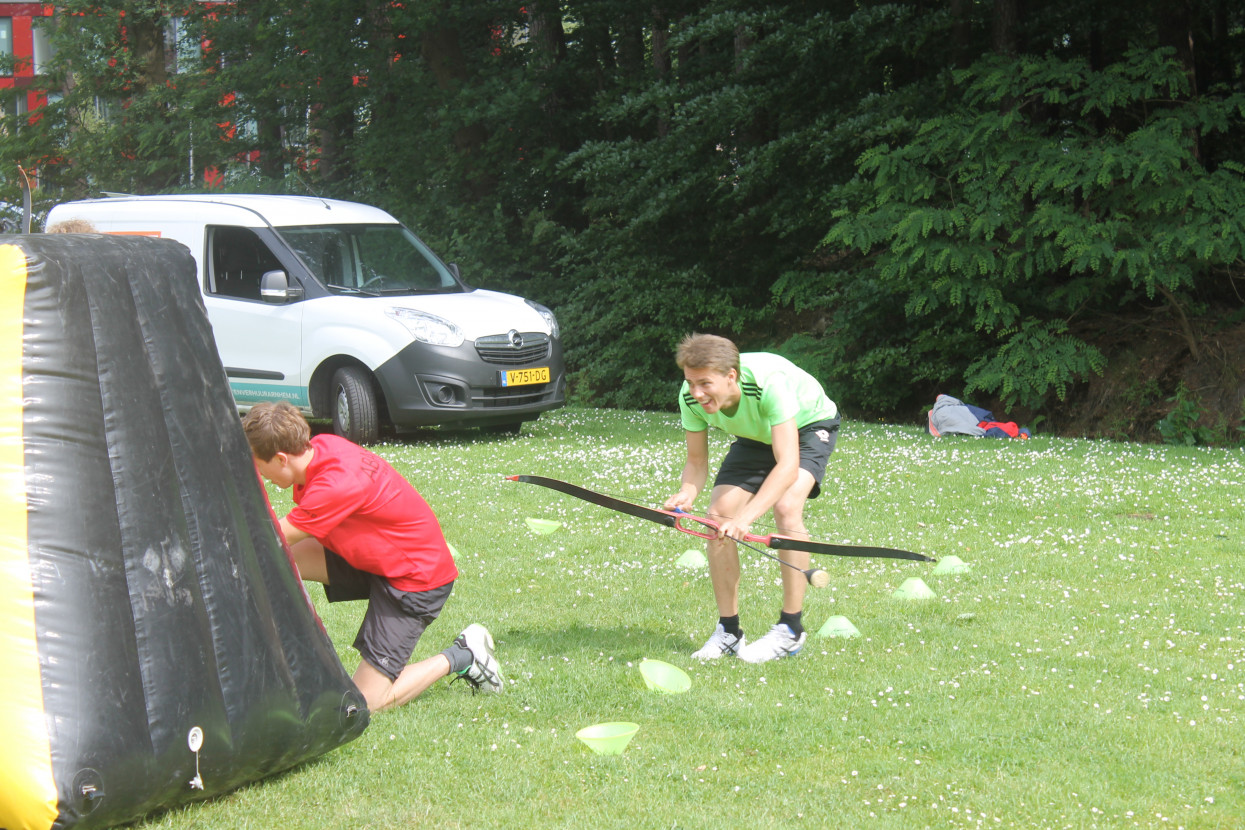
[498,623,695,663]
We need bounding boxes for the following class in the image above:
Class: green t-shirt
[678,353,838,444]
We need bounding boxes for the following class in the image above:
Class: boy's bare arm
[665,430,710,511]
[279,515,312,546]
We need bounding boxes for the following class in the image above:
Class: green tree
[1,1,233,199]
[804,45,1245,412]
[557,0,961,406]
[185,0,379,190]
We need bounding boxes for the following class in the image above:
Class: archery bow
[506,475,936,566]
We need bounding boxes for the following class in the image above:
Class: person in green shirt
[664,334,840,663]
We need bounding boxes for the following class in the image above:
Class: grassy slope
[143,408,1242,829]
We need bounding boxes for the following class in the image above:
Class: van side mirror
[260,270,303,303]
[447,262,472,290]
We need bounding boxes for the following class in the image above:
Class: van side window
[207,226,284,301]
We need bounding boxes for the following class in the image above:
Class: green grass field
[143,408,1242,829]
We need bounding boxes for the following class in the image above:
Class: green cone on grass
[815,615,861,638]
[892,577,935,600]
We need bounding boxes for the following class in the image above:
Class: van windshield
[276,223,463,295]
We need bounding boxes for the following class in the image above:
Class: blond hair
[675,333,740,374]
[46,218,98,233]
[241,402,312,461]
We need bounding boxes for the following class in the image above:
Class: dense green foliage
[4,1,1243,427]
[812,45,1245,411]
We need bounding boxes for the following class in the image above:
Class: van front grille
[475,332,550,366]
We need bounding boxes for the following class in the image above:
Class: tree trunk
[255,117,285,179]
[129,14,168,90]
[1157,1,1198,94]
[309,72,354,185]
[528,0,567,70]
[652,6,671,138]
[420,21,494,198]
[991,0,1021,57]
[949,0,972,70]
[1156,1,1200,162]
[734,25,768,150]
[617,16,644,77]
[526,0,568,122]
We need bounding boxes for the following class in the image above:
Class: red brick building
[0,3,54,119]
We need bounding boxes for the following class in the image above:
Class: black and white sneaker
[453,624,504,693]
[737,623,806,664]
[692,624,746,660]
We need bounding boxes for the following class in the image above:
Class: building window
[1,89,28,122]
[32,18,54,75]
[168,16,196,75]
[1,19,13,68]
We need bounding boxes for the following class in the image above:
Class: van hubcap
[336,385,350,432]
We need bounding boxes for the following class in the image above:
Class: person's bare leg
[706,485,751,616]
[286,540,459,710]
[772,470,817,614]
[288,537,329,583]
[352,655,453,712]
[777,549,811,613]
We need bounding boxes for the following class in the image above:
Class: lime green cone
[576,722,639,755]
[639,659,691,694]
[675,549,708,569]
[815,615,861,639]
[525,517,562,535]
[892,577,935,600]
[931,555,972,575]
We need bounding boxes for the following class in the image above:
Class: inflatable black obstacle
[0,235,368,830]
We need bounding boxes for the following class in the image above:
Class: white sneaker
[454,624,504,693]
[737,624,806,664]
[692,624,745,660]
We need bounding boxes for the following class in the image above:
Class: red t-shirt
[287,434,457,592]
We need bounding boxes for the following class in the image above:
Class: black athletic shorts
[324,549,454,682]
[713,417,840,499]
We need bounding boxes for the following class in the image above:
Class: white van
[46,194,565,442]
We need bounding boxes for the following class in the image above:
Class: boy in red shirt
[242,402,502,711]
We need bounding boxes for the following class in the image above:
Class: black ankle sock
[719,615,742,637]
[778,610,804,637]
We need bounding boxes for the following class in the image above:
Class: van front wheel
[331,367,380,445]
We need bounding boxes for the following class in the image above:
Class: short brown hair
[676,333,740,374]
[241,402,312,460]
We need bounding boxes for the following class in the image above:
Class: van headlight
[526,300,560,338]
[386,307,465,347]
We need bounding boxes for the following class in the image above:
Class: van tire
[331,367,380,445]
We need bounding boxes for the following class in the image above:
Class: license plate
[501,366,550,387]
